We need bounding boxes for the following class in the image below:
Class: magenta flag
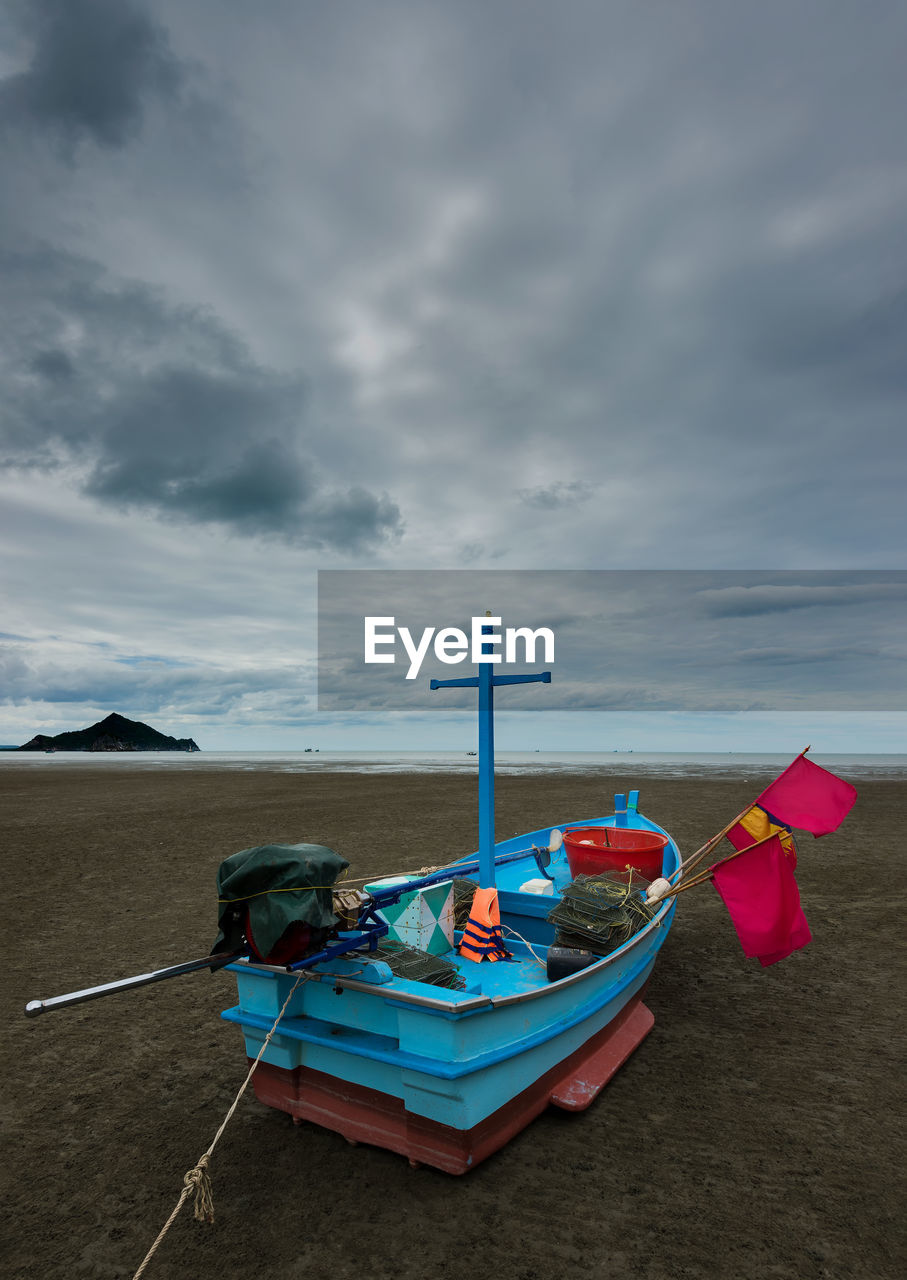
[712,835,812,967]
[756,754,857,837]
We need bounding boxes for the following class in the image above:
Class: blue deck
[452,937,548,998]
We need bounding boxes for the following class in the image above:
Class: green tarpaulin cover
[213,842,349,958]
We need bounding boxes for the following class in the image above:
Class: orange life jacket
[459,887,512,963]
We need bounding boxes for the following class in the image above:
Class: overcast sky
[1,1,905,751]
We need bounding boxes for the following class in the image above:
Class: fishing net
[373,940,466,990]
[451,878,478,930]
[546,870,656,958]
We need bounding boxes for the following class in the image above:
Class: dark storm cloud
[0,2,402,552]
[744,282,907,397]
[2,0,906,570]
[516,481,594,509]
[697,582,907,618]
[30,349,75,381]
[0,245,403,550]
[228,0,903,564]
[733,645,883,666]
[0,0,182,151]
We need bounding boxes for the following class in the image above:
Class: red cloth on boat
[711,835,812,967]
[754,755,857,838]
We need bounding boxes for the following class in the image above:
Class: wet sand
[1,766,904,1280]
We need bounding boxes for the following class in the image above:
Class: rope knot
[183,1154,214,1224]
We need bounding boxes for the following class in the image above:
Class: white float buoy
[644,877,672,906]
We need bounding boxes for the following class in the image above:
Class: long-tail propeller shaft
[24,950,243,1018]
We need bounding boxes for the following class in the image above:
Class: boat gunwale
[229,956,493,1012]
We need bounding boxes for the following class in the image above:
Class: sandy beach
[2,764,903,1280]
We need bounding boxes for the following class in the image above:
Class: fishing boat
[221,794,679,1174]
[217,636,680,1174]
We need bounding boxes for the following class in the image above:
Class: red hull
[250,994,654,1174]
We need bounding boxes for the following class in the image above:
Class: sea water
[1,749,905,779]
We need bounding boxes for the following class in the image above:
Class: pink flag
[712,835,811,967]
[756,754,857,837]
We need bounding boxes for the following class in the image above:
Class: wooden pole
[667,803,754,884]
[657,830,785,901]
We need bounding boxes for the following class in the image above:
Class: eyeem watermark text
[364,616,555,680]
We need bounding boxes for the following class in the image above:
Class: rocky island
[16,712,200,753]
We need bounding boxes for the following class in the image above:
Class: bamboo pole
[666,803,754,884]
[657,829,785,901]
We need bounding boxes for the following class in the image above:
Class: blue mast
[430,618,551,889]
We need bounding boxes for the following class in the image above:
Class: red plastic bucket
[563,827,670,881]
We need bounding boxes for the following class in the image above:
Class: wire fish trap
[373,940,466,990]
[451,878,478,930]
[546,870,656,958]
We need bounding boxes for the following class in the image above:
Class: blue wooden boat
[220,639,680,1174]
[221,797,679,1174]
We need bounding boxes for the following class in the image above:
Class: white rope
[500,923,547,970]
